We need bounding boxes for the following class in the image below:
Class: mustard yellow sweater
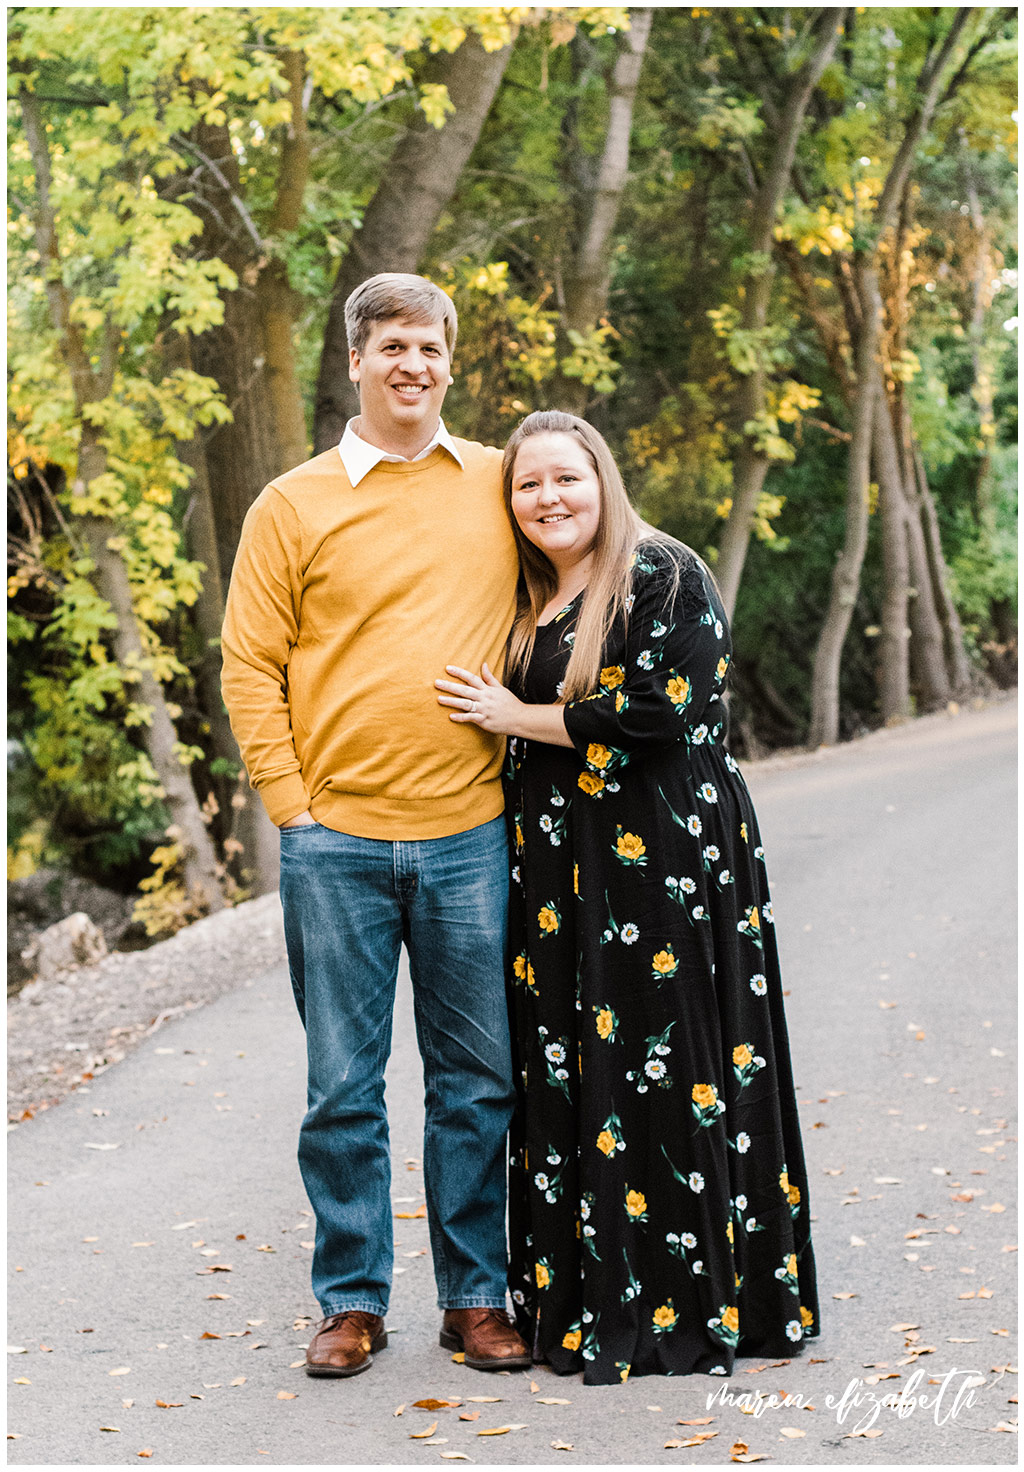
[221,441,518,838]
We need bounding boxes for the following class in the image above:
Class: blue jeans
[279,815,514,1318]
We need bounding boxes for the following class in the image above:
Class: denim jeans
[279,814,514,1318]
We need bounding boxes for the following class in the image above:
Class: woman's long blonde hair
[502,410,686,703]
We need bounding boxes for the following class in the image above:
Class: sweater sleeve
[562,546,730,776]
[221,487,311,826]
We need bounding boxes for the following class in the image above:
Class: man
[222,273,529,1378]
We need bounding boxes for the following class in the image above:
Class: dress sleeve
[562,546,730,776]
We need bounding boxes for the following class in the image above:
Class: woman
[436,411,817,1384]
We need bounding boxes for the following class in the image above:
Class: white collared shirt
[338,418,464,488]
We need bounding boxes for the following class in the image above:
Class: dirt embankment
[7,893,286,1121]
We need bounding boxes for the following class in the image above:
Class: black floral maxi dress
[504,541,818,1385]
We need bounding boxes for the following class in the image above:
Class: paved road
[7,701,1017,1467]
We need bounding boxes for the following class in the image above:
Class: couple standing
[222,272,817,1387]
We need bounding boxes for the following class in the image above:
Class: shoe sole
[305,1330,388,1377]
[438,1329,531,1371]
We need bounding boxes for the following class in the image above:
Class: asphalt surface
[7,699,1017,1468]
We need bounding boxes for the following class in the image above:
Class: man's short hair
[344,273,458,357]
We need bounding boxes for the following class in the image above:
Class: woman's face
[510,431,602,572]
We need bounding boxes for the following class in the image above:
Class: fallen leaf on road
[890,1323,919,1333]
[13,1378,30,1385]
[678,1418,715,1425]
[7,1346,28,1355]
[277,1391,297,1400]
[477,1427,511,1436]
[99,1426,121,1433]
[874,1177,901,1185]
[465,1396,502,1402]
[978,1287,994,1298]
[109,1367,131,1376]
[137,1451,153,1458]
[990,1423,1018,1433]
[155,1400,183,1409]
[450,1352,465,1363]
[122,1399,134,1408]
[849,1236,866,1247]
[84,1143,120,1151]
[832,1292,857,1300]
[536,1397,571,1405]
[730,1443,768,1463]
[199,1332,221,1341]
[419,1438,448,1445]
[394,1405,406,1417]
[459,1411,480,1421]
[409,1422,438,1439]
[207,1292,230,1300]
[413,1398,460,1410]
[779,1428,805,1438]
[845,1428,883,1439]
[395,1204,427,1219]
[551,1441,574,1451]
[439,1454,470,1460]
[229,1377,246,1387]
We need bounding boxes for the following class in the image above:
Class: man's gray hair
[344,273,458,357]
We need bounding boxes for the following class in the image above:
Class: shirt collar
[338,419,463,487]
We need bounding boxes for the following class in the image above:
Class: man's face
[348,316,452,447]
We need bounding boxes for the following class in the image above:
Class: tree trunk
[19,83,224,912]
[715,8,844,616]
[912,443,976,696]
[554,9,653,416]
[807,257,880,747]
[872,393,911,723]
[313,33,514,451]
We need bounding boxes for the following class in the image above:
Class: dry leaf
[395,1204,427,1219]
[199,1332,221,1341]
[413,1398,459,1410]
[477,1426,511,1436]
[277,1390,298,1400]
[832,1292,857,1300]
[978,1286,994,1298]
[451,1352,465,1363]
[459,1411,480,1421]
[155,1400,183,1409]
[677,1417,715,1426]
[137,1452,153,1459]
[13,1379,31,1385]
[536,1397,571,1405]
[849,1235,866,1247]
[891,1323,919,1332]
[465,1396,502,1402]
[84,1142,120,1151]
[845,1428,884,1439]
[440,1454,471,1461]
[229,1377,246,1387]
[780,1428,806,1438]
[991,1422,1018,1433]
[99,1425,121,1433]
[551,1440,574,1451]
[420,1438,449,1446]
[410,1422,439,1439]
[394,1404,406,1417]
[122,1399,134,1409]
[109,1367,131,1376]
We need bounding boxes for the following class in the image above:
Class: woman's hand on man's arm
[435,664,574,748]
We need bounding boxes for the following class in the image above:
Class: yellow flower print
[596,1130,617,1156]
[652,949,678,976]
[619,1364,630,1383]
[595,1009,614,1040]
[800,1305,814,1329]
[616,831,646,861]
[526,962,537,989]
[653,1304,676,1329]
[615,690,625,712]
[573,863,579,895]
[666,676,690,705]
[735,1273,743,1290]
[586,742,611,769]
[732,1043,753,1068]
[740,821,749,842]
[779,1169,790,1194]
[562,1329,582,1351]
[692,1083,718,1109]
[785,1253,798,1277]
[788,1184,802,1207]
[515,823,524,850]
[512,953,527,980]
[748,906,761,930]
[721,1305,739,1334]
[538,906,559,934]
[725,1220,734,1245]
[716,655,729,679]
[535,1261,550,1289]
[625,1189,647,1217]
[600,665,625,688]
[578,772,605,796]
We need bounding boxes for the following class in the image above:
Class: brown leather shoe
[439,1308,530,1371]
[305,1311,387,1378]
